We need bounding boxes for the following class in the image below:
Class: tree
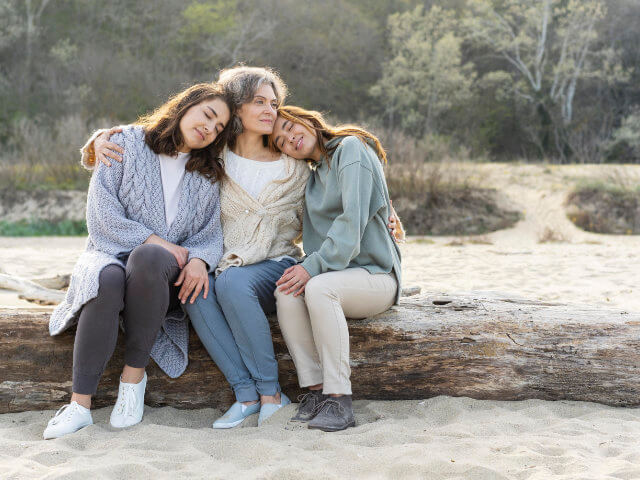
[465,0,625,160]
[370,5,475,136]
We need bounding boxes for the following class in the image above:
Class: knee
[303,276,336,304]
[215,267,254,302]
[98,264,125,297]
[127,244,174,279]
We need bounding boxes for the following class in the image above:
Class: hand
[175,258,209,304]
[95,127,124,167]
[388,200,405,243]
[145,234,189,268]
[275,264,311,297]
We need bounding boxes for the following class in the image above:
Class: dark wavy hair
[272,105,387,168]
[135,83,234,182]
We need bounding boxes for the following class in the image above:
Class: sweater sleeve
[85,133,154,256]
[181,184,223,273]
[80,128,108,170]
[301,142,379,277]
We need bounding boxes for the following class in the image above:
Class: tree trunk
[1,292,639,413]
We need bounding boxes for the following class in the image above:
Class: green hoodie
[300,135,402,303]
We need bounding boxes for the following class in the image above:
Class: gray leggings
[72,244,180,395]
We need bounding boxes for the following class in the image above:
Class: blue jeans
[183,258,295,402]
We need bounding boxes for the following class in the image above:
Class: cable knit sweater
[216,147,310,275]
[51,125,223,378]
[81,135,310,275]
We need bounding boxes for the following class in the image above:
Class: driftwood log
[0,273,65,305]
[1,292,639,414]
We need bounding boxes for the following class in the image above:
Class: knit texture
[51,125,223,378]
[216,146,310,275]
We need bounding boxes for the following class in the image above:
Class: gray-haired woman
[88,67,308,428]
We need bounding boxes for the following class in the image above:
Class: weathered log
[1,292,639,413]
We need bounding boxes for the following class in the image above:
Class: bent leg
[215,259,295,396]
[274,288,323,388]
[72,264,126,395]
[183,273,259,402]
[303,268,397,395]
[122,244,181,368]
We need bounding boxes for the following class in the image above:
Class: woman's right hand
[144,234,189,269]
[95,127,125,167]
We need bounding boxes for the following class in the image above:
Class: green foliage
[0,0,638,165]
[371,5,474,136]
[0,219,87,236]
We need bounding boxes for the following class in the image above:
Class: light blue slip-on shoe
[212,401,260,429]
[258,393,291,426]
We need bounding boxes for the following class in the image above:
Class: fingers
[107,126,123,136]
[203,274,209,300]
[189,279,204,304]
[104,142,124,161]
[278,275,299,292]
[98,152,112,167]
[282,277,302,294]
[174,269,185,286]
[293,285,305,297]
[276,270,295,286]
[178,279,195,304]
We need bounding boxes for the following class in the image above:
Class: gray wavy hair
[217,66,288,148]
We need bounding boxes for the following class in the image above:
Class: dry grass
[566,168,640,235]
[0,115,102,190]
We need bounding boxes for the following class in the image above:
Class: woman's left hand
[175,258,209,304]
[276,264,311,297]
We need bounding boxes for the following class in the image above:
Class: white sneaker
[43,401,93,439]
[109,372,147,428]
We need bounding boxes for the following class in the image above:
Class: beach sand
[2,397,639,480]
[1,164,639,479]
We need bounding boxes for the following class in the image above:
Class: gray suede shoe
[307,395,355,432]
[291,390,327,422]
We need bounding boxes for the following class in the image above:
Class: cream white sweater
[216,147,310,274]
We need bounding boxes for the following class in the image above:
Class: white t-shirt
[225,150,286,199]
[159,152,189,228]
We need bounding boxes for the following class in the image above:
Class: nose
[288,132,295,144]
[266,103,276,115]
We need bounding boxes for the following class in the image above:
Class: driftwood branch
[0,273,64,305]
[1,292,639,413]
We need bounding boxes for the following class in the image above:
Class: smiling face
[178,97,230,152]
[236,83,278,136]
[272,115,320,160]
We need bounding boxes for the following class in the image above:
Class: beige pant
[275,268,397,395]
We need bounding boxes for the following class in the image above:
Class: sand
[2,398,640,480]
[1,163,639,479]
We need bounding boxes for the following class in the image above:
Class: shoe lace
[297,392,318,409]
[115,383,138,417]
[51,403,78,425]
[312,398,345,416]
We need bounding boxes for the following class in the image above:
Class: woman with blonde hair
[44,83,231,439]
[271,105,402,432]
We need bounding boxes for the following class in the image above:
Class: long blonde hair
[273,105,387,166]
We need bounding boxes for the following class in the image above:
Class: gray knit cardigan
[49,125,223,378]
